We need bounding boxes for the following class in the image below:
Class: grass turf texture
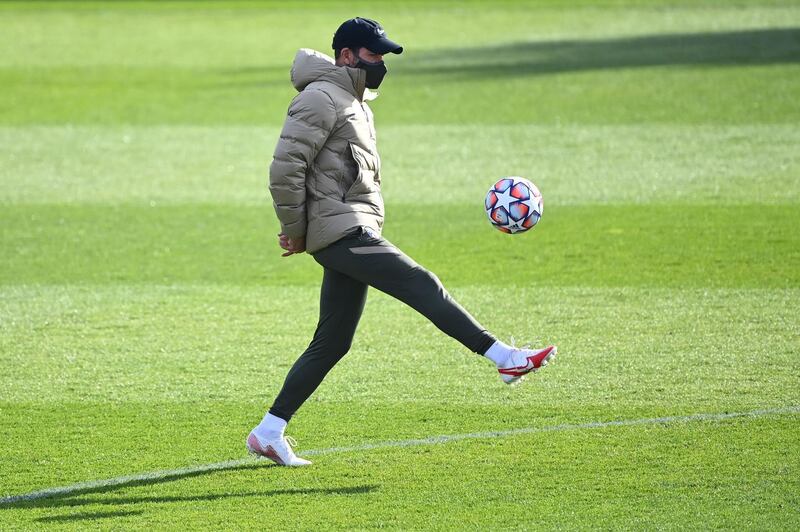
[1,0,799,529]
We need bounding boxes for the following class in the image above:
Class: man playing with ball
[247,17,557,466]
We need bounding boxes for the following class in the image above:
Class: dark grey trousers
[269,227,496,422]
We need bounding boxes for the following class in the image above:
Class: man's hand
[278,233,306,257]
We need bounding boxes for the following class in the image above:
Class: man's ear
[343,47,358,66]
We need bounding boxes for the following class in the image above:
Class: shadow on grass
[35,510,145,523]
[1,461,270,509]
[216,28,800,88]
[18,484,379,523]
[22,485,380,512]
[396,28,800,77]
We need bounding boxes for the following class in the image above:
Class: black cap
[332,17,403,55]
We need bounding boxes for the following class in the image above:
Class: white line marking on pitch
[2,406,798,505]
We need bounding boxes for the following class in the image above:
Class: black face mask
[354,58,387,89]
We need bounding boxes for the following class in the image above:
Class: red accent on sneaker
[247,432,286,466]
[263,445,284,465]
[526,345,555,367]
[497,346,556,376]
[498,367,531,376]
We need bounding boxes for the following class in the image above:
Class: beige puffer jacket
[269,48,384,254]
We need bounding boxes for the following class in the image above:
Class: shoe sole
[501,346,557,385]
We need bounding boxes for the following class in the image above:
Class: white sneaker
[498,345,557,385]
[246,430,312,466]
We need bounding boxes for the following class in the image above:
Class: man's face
[357,48,384,64]
[343,47,384,66]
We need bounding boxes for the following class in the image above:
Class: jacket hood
[290,48,376,101]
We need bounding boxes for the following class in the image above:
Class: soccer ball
[485,177,543,234]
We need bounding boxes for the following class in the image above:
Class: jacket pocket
[344,142,380,199]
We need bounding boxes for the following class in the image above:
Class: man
[247,17,556,466]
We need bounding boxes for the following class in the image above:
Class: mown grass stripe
[2,204,798,288]
[2,405,797,506]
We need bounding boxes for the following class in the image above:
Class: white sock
[255,412,287,439]
[484,340,513,366]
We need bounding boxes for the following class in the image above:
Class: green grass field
[1,0,799,529]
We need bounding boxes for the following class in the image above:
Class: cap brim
[368,36,403,55]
